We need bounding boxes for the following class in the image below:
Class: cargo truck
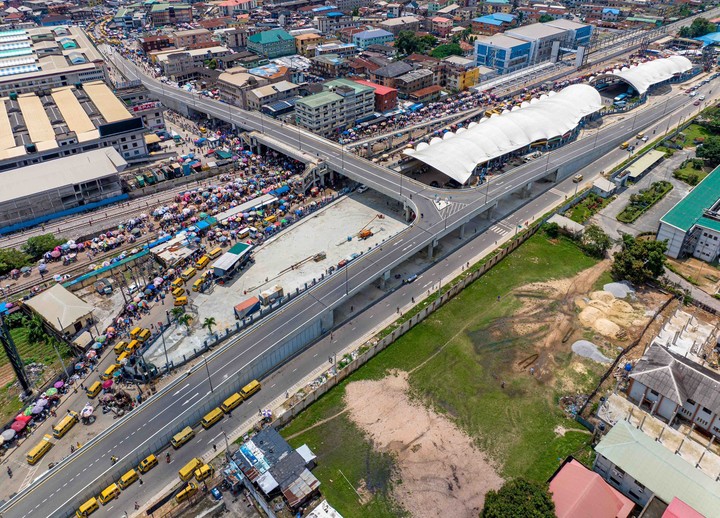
[234,297,261,319]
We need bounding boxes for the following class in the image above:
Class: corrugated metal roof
[660,165,720,233]
[595,420,720,516]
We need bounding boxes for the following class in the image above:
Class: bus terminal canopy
[596,55,692,96]
[404,84,602,185]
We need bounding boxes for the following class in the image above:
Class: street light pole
[345,265,349,296]
[202,354,214,393]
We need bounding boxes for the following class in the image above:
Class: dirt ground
[667,257,720,295]
[344,371,503,518]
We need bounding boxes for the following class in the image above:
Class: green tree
[430,43,463,59]
[679,17,716,38]
[539,14,554,22]
[481,478,555,518]
[351,6,359,16]
[177,314,192,334]
[395,31,437,55]
[202,316,216,335]
[171,307,185,322]
[611,234,668,285]
[543,222,560,238]
[582,224,612,258]
[0,248,31,275]
[27,315,47,345]
[696,135,720,167]
[22,233,64,260]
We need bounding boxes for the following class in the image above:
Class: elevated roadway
[1,50,714,517]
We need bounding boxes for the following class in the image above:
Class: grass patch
[681,123,711,148]
[592,270,614,292]
[617,181,673,223]
[673,159,709,186]
[282,234,602,516]
[566,193,613,224]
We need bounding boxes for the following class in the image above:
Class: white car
[699,95,706,101]
[126,284,138,295]
[641,136,649,142]
[357,185,369,194]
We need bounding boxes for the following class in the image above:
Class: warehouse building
[0,147,126,233]
[0,81,147,172]
[0,26,105,96]
[657,166,720,261]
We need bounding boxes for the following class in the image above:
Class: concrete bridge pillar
[379,270,391,289]
[320,309,334,334]
[404,203,412,222]
[483,202,498,219]
[521,182,533,199]
[427,241,435,260]
[459,223,466,239]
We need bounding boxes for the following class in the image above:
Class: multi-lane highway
[1,50,714,516]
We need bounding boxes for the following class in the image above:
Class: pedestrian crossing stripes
[488,224,512,236]
[439,201,467,219]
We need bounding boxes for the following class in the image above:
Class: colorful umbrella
[45,388,58,396]
[102,380,113,390]
[15,414,32,423]
[23,407,33,416]
[1,429,16,441]
[54,381,64,389]
[86,350,97,359]
[31,406,43,415]
[10,421,26,432]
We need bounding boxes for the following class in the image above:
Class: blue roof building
[474,33,531,74]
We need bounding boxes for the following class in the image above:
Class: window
[628,490,639,500]
[635,481,645,493]
[703,407,712,414]
[650,389,659,397]
[688,399,696,405]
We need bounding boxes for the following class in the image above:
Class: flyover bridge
[0,50,703,518]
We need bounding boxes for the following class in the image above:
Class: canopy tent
[598,55,692,96]
[405,84,602,184]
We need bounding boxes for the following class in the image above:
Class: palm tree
[177,314,192,335]
[202,317,216,336]
[170,307,185,322]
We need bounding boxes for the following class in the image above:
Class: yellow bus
[75,497,99,517]
[208,247,222,259]
[201,407,223,429]
[178,458,202,481]
[98,483,120,505]
[113,341,128,355]
[181,267,197,281]
[176,482,198,502]
[194,464,215,482]
[195,255,210,269]
[26,434,53,465]
[86,381,102,398]
[171,426,195,449]
[129,327,142,339]
[221,392,242,413]
[171,277,184,289]
[118,468,139,489]
[240,380,261,399]
[52,411,79,439]
[138,328,151,342]
[138,454,158,473]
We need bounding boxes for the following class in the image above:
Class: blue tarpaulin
[270,185,290,196]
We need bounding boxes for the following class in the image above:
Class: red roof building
[549,459,634,518]
[353,79,398,112]
[663,498,704,518]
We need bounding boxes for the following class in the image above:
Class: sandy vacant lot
[344,372,503,518]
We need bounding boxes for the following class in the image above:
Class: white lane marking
[181,392,200,406]
[173,383,190,396]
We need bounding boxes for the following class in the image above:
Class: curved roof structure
[600,55,692,96]
[404,84,602,184]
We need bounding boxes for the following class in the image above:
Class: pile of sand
[344,372,503,518]
[577,290,642,338]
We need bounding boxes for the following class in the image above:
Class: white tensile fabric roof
[405,84,602,184]
[607,55,692,96]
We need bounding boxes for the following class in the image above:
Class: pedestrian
[135,502,140,510]
[213,444,217,452]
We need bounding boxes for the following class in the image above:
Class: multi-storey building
[295,78,374,137]
[0,81,147,173]
[149,3,192,27]
[0,26,105,96]
[247,29,296,59]
[171,28,215,50]
[352,28,394,50]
